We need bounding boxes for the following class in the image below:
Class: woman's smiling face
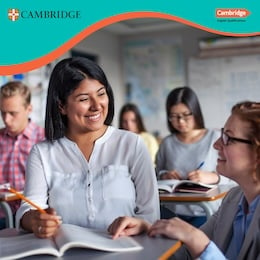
[60,78,109,134]
[214,114,256,183]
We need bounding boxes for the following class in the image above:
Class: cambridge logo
[8,9,20,21]
[7,8,80,21]
[216,8,250,18]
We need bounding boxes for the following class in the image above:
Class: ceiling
[103,18,186,35]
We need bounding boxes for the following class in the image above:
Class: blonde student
[119,103,159,164]
[0,81,44,229]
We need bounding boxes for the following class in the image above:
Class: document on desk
[0,224,143,259]
[158,179,217,194]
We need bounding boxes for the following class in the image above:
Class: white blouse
[16,126,160,229]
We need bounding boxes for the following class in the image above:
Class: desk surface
[0,228,181,260]
[160,184,233,202]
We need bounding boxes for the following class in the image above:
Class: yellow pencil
[158,240,183,260]
[5,185,46,214]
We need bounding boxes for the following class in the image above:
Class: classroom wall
[121,25,216,83]
[188,54,260,129]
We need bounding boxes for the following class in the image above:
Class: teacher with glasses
[108,101,260,260]
[156,86,233,227]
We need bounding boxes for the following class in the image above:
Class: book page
[158,180,217,193]
[157,180,181,193]
[54,224,143,255]
[0,233,59,259]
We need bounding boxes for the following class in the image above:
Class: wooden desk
[0,228,181,260]
[0,193,20,228]
[160,185,234,219]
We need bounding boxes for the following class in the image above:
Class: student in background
[16,57,159,238]
[0,81,45,229]
[109,101,260,260]
[119,103,159,164]
[156,86,230,227]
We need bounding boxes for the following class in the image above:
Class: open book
[0,224,143,259]
[158,179,217,194]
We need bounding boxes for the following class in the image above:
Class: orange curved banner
[1,11,260,75]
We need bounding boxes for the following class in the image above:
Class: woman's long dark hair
[45,57,114,141]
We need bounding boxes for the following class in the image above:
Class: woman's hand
[188,170,219,184]
[148,218,210,258]
[160,170,182,180]
[21,208,62,238]
[108,216,151,239]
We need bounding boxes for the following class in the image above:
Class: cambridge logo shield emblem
[8,9,20,21]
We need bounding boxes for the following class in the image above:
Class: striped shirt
[0,120,45,216]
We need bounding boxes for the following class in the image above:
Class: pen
[1,183,46,214]
[196,161,205,170]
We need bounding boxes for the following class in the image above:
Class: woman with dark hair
[108,101,260,260]
[165,86,205,134]
[156,86,231,227]
[16,57,159,238]
[119,103,159,164]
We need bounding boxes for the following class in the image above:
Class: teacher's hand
[148,217,210,259]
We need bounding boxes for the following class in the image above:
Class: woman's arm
[131,136,160,222]
[16,144,61,237]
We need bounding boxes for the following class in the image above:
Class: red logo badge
[216,9,250,18]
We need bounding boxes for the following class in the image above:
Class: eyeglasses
[168,112,193,122]
[221,128,253,146]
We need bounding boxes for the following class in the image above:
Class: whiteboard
[188,54,260,129]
